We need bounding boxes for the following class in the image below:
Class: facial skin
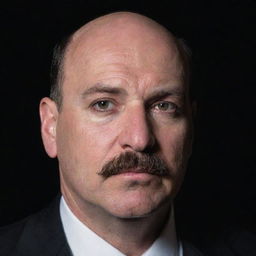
[40,13,193,223]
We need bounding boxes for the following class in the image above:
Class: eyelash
[90,99,179,115]
[151,101,178,113]
[91,99,116,112]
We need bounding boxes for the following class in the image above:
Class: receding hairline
[50,12,191,109]
[74,12,174,39]
[66,12,179,59]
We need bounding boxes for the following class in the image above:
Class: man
[0,12,201,255]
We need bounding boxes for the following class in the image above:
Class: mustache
[98,151,170,178]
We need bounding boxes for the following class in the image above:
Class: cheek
[56,112,120,182]
[157,125,190,196]
[158,122,191,169]
[57,111,117,154]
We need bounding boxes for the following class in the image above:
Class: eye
[153,101,177,113]
[92,100,115,112]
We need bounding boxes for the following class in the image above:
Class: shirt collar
[60,196,182,256]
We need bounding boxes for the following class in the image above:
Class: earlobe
[39,97,58,158]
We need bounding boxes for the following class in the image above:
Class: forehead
[62,18,184,96]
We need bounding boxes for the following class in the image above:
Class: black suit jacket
[205,220,256,256]
[0,197,203,256]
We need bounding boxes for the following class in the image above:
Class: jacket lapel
[182,240,204,256]
[13,196,72,256]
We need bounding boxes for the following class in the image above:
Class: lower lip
[117,171,154,180]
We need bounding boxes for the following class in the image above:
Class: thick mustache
[98,151,170,178]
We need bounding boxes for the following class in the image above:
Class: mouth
[115,168,157,180]
[118,168,149,174]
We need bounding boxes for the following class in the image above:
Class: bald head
[41,12,194,223]
[71,12,176,49]
[50,12,190,109]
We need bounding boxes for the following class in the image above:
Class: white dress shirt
[60,197,183,256]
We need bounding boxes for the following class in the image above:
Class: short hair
[175,38,192,98]
[49,34,72,110]
[49,32,192,110]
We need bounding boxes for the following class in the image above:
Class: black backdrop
[0,0,255,247]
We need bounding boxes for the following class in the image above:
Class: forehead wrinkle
[81,83,128,99]
[62,12,187,102]
[66,42,138,81]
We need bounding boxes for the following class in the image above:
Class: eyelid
[151,101,178,113]
[151,100,176,107]
[89,98,118,112]
[90,97,116,105]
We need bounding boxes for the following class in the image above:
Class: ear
[39,97,58,158]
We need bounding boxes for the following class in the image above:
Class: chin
[105,192,171,219]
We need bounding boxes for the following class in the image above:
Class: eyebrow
[147,88,185,102]
[81,84,128,98]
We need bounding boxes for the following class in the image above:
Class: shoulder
[206,229,256,256]
[205,216,256,256]
[0,196,70,256]
[182,240,205,256]
[0,209,49,255]
[0,217,29,254]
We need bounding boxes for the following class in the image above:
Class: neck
[62,191,171,256]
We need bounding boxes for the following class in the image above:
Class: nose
[118,104,155,152]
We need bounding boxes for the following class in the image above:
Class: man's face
[50,23,193,218]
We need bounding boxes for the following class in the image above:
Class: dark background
[0,0,255,249]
